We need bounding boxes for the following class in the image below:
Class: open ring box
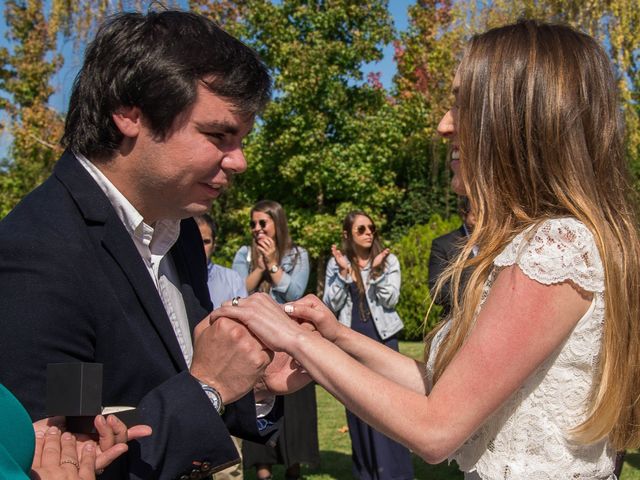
[46,362,138,434]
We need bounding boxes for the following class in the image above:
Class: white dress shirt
[76,153,193,366]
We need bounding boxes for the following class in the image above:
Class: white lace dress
[426,218,616,479]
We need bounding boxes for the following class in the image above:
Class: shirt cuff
[336,269,353,284]
[255,394,276,418]
[368,272,386,285]
[270,272,291,293]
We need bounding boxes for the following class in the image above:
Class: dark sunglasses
[249,219,268,229]
[355,224,376,236]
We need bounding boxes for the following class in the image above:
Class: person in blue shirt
[232,200,318,480]
[196,214,248,309]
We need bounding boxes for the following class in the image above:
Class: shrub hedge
[393,214,462,341]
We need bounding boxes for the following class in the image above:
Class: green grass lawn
[243,341,640,479]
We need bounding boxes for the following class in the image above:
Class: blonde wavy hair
[426,20,640,449]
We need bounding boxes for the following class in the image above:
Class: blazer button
[179,475,189,480]
[190,468,200,478]
[201,462,211,472]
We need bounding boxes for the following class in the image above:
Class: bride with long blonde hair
[216,20,640,479]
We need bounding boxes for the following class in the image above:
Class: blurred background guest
[323,211,413,480]
[196,214,247,309]
[232,200,319,480]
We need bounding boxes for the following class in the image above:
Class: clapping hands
[331,244,390,274]
[255,236,277,269]
[331,245,351,276]
[371,248,390,269]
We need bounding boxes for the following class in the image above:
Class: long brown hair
[250,200,296,292]
[341,211,386,295]
[427,20,640,449]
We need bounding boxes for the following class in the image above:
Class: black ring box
[46,362,137,434]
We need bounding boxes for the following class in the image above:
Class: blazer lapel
[54,151,188,371]
[101,222,189,371]
[171,220,212,336]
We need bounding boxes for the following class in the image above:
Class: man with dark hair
[0,10,292,480]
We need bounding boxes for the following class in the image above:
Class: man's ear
[112,107,142,138]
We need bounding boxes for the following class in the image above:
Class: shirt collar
[75,152,180,256]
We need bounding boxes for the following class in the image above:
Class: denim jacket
[323,253,404,340]
[232,245,309,304]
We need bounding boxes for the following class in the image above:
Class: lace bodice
[426,218,615,479]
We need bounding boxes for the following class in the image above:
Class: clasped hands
[202,293,342,394]
[254,236,277,271]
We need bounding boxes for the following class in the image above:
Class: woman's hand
[331,244,351,276]
[211,293,306,353]
[33,415,152,474]
[31,426,96,480]
[371,248,390,269]
[286,294,343,343]
[256,237,278,268]
[255,250,267,271]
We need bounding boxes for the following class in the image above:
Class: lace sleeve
[494,218,604,293]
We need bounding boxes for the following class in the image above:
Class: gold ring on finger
[61,459,80,470]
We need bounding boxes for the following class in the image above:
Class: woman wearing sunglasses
[232,200,318,480]
[214,21,640,479]
[323,211,413,480]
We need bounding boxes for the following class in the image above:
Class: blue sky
[0,1,414,155]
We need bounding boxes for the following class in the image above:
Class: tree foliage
[193,0,401,292]
[0,0,180,217]
[393,213,461,340]
[1,0,638,318]
[0,0,64,217]
[388,0,463,236]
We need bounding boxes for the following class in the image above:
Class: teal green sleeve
[0,384,34,478]
[0,443,30,479]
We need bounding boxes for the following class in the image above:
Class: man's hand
[257,351,312,397]
[191,315,273,405]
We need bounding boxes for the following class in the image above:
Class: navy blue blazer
[428,225,470,316]
[0,151,276,479]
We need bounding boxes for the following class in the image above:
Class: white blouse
[427,218,616,479]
